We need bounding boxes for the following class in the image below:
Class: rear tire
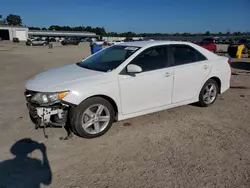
[198,79,219,107]
[71,97,115,138]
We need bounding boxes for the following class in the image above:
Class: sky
[0,0,250,33]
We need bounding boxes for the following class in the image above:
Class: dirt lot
[0,42,250,188]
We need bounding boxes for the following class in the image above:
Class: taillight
[228,56,232,66]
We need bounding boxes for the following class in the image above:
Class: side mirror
[127,64,142,74]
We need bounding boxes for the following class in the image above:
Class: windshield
[77,45,140,72]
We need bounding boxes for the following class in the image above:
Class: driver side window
[129,45,169,72]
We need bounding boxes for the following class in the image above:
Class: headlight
[31,91,69,104]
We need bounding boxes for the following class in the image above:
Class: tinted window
[129,46,169,72]
[77,45,140,72]
[171,45,207,66]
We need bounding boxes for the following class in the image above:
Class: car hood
[26,63,105,92]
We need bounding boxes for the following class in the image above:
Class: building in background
[0,26,99,41]
[0,25,28,41]
[28,30,99,40]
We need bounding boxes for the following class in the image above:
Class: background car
[81,38,93,43]
[26,38,48,46]
[61,38,80,45]
[93,39,107,45]
[202,38,216,43]
[13,38,20,43]
[108,40,124,46]
[124,38,134,42]
[114,40,124,44]
[45,37,56,43]
[58,38,65,43]
[196,41,217,53]
[222,38,230,44]
[228,38,237,44]
[214,38,222,44]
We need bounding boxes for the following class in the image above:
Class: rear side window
[170,45,207,66]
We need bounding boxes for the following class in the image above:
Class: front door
[170,44,211,103]
[118,45,174,115]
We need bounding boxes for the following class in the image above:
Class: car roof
[118,40,195,48]
[118,40,219,60]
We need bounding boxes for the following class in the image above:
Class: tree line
[26,26,250,38]
[1,14,249,37]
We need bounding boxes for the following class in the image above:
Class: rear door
[170,44,211,103]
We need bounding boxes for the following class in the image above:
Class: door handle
[204,65,209,69]
[164,72,172,77]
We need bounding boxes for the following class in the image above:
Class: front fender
[62,81,121,110]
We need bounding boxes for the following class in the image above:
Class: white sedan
[93,40,106,45]
[108,40,124,46]
[25,41,231,138]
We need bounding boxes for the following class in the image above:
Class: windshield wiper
[76,62,93,70]
[76,62,105,72]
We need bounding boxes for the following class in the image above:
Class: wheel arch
[208,76,221,93]
[85,94,119,120]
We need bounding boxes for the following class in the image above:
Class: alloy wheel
[203,83,217,104]
[81,104,110,134]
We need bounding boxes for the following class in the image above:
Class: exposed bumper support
[25,90,75,139]
[37,107,64,124]
[27,102,69,128]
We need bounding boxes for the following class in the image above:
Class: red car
[203,38,216,43]
[196,41,217,53]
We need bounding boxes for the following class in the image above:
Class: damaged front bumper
[25,90,69,128]
[27,103,68,128]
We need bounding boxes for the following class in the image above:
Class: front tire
[71,97,115,138]
[198,79,219,107]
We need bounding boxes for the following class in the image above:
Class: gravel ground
[0,42,250,188]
